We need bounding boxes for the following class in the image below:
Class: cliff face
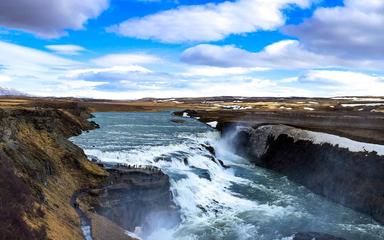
[0,104,107,240]
[81,165,181,238]
[0,102,180,240]
[228,124,384,224]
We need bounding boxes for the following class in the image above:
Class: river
[71,111,384,240]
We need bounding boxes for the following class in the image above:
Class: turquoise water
[72,111,384,240]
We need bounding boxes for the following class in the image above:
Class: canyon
[0,96,383,239]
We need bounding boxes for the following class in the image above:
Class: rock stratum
[1,96,384,239]
[226,124,384,224]
[0,102,179,240]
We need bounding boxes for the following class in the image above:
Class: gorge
[1,97,384,240]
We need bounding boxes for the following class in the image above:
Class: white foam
[125,230,142,240]
[83,129,300,240]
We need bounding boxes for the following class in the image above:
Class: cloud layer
[46,44,86,55]
[0,0,109,38]
[284,0,384,59]
[181,40,384,70]
[109,0,311,43]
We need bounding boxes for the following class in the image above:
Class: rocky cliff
[0,103,107,240]
[227,124,384,224]
[79,165,180,238]
[0,102,179,240]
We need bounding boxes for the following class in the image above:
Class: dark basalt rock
[229,125,384,224]
[217,159,229,169]
[201,143,216,156]
[86,165,181,237]
[190,166,211,181]
[292,232,346,240]
[171,118,186,124]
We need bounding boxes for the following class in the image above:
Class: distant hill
[0,87,27,96]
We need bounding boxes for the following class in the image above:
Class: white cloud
[0,41,79,70]
[2,40,384,99]
[293,70,384,96]
[181,40,384,70]
[66,65,152,78]
[181,66,268,77]
[109,0,312,43]
[46,44,86,55]
[58,80,108,90]
[0,40,87,94]
[0,0,109,38]
[284,0,384,59]
[0,74,11,83]
[92,53,162,67]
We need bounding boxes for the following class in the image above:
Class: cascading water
[71,111,384,240]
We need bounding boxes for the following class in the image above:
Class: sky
[0,0,383,99]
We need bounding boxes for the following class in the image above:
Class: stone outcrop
[0,102,181,240]
[227,124,384,224]
[0,103,106,240]
[79,165,180,238]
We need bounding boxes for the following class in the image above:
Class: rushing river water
[72,111,384,240]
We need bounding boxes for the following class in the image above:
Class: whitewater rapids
[71,111,384,240]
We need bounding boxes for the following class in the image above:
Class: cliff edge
[228,124,384,224]
[0,102,108,239]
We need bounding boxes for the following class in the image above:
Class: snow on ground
[221,105,252,110]
[156,98,175,102]
[206,121,218,128]
[262,125,384,156]
[333,97,384,102]
[341,103,384,107]
[202,101,224,104]
[182,112,190,118]
[307,130,384,155]
[303,107,315,111]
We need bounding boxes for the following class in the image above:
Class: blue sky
[0,0,383,99]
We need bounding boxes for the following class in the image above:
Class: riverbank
[0,101,106,239]
[1,96,383,239]
[0,100,178,240]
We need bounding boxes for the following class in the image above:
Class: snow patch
[222,105,252,110]
[342,103,384,107]
[206,121,218,128]
[260,125,384,156]
[333,97,384,102]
